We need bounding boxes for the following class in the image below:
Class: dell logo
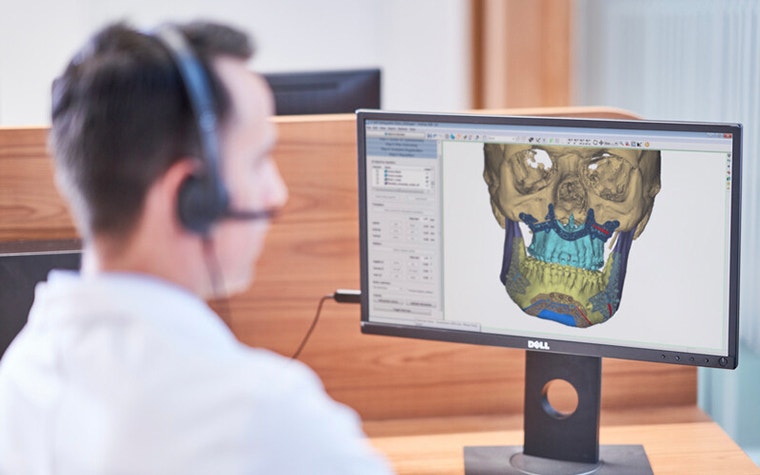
[528,340,551,350]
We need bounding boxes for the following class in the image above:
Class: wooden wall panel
[471,0,572,109]
[0,127,77,242]
[0,109,696,422]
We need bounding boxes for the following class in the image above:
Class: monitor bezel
[357,110,741,370]
[263,68,381,115]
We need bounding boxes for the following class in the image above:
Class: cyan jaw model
[500,203,634,328]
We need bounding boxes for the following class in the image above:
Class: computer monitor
[357,110,742,474]
[0,241,81,359]
[262,68,380,115]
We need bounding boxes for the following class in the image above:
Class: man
[0,21,392,474]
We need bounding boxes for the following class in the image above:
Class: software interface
[363,117,737,361]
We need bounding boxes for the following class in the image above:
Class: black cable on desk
[291,289,361,360]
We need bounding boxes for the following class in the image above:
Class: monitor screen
[358,111,741,369]
[263,68,380,115]
[0,242,81,359]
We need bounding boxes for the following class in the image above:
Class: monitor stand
[464,351,653,475]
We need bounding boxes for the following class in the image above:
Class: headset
[152,26,276,236]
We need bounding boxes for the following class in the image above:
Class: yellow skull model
[483,144,661,327]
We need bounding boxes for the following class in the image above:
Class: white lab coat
[0,271,393,474]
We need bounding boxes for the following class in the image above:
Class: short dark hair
[50,21,254,241]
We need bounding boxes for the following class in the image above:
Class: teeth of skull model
[483,144,661,328]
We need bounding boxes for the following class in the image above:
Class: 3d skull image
[483,144,661,327]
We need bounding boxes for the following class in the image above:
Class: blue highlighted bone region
[519,204,619,271]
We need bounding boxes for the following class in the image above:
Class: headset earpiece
[153,25,229,236]
[177,172,230,235]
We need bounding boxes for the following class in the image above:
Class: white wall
[0,0,471,125]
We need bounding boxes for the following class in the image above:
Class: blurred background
[1,0,757,464]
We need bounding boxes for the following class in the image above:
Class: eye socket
[583,152,633,202]
[508,148,554,194]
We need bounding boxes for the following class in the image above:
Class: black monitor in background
[262,68,380,115]
[0,241,81,359]
[357,110,742,474]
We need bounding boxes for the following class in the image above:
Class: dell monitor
[262,68,381,115]
[357,111,741,474]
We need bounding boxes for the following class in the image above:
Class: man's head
[51,21,249,240]
[50,21,287,296]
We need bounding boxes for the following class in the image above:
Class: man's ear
[145,159,200,230]
[163,158,198,193]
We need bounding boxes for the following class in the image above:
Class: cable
[199,234,361,360]
[201,237,232,326]
[291,294,332,360]
[200,236,362,359]
[290,289,362,360]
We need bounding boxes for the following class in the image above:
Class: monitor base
[464,445,653,475]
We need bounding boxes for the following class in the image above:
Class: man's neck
[82,229,210,298]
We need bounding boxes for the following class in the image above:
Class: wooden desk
[366,409,760,475]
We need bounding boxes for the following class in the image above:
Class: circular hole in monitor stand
[542,378,580,419]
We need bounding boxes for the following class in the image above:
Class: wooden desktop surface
[369,420,759,475]
[365,408,760,475]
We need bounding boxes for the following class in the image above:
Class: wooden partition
[0,107,697,422]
